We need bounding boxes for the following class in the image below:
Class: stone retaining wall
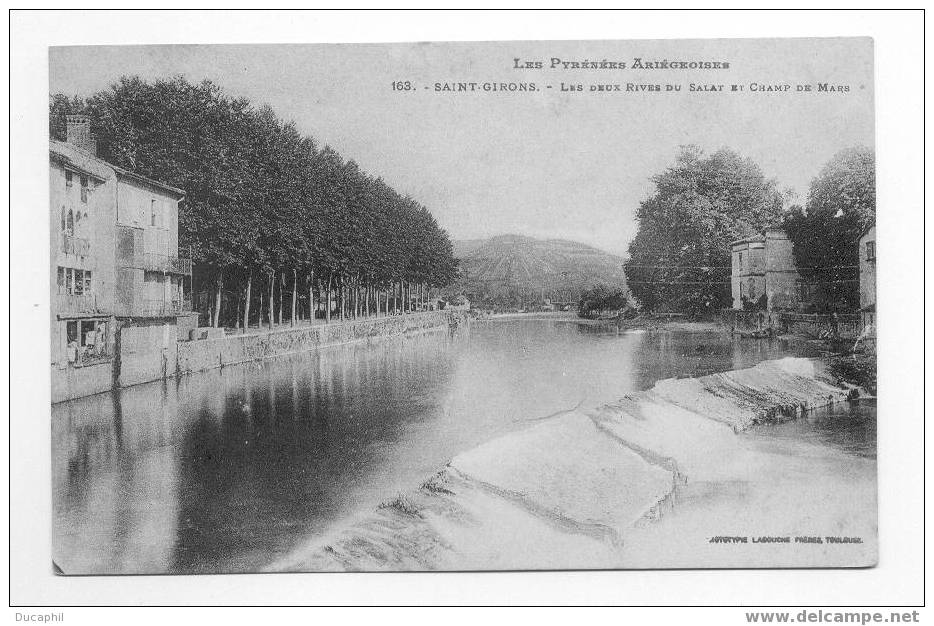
[175,311,460,376]
[722,309,864,340]
[55,311,461,402]
[118,323,178,387]
[722,310,786,333]
[783,313,862,341]
[50,359,114,405]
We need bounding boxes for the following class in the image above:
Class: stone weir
[269,357,852,572]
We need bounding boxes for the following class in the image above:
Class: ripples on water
[51,319,868,574]
[749,399,877,459]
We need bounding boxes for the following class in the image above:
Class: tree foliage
[577,284,629,319]
[782,146,875,312]
[624,146,785,315]
[50,76,458,326]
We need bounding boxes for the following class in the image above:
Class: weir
[269,357,858,572]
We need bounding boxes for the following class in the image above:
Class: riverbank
[729,325,877,397]
[481,311,723,332]
[270,356,874,572]
[176,310,464,376]
[825,352,877,396]
[486,312,874,394]
[54,311,465,403]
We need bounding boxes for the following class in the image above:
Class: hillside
[446,234,628,309]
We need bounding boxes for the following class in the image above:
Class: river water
[52,319,873,574]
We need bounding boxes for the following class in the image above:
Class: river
[52,318,874,574]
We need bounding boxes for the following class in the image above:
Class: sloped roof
[49,139,113,181]
[49,139,185,198]
[112,165,185,198]
[730,233,765,247]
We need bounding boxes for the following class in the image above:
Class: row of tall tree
[50,76,459,328]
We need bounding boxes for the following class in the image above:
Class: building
[50,115,192,402]
[730,227,802,311]
[859,223,876,327]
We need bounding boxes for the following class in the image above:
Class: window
[65,319,110,364]
[60,206,66,232]
[144,271,165,285]
[66,209,74,235]
[797,281,812,303]
[65,171,73,188]
[57,267,92,295]
[117,226,138,262]
[151,199,157,226]
[80,321,97,346]
[80,175,89,203]
[738,252,743,267]
[866,241,876,262]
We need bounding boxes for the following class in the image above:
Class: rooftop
[730,233,765,247]
[49,140,112,182]
[50,139,185,198]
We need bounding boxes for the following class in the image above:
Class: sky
[50,38,874,256]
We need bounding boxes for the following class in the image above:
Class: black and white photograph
[8,8,926,612]
[46,36,880,575]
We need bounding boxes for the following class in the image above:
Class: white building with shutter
[50,115,191,402]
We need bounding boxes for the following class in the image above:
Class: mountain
[452,238,488,258]
[447,234,628,308]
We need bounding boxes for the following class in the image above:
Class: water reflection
[749,399,877,459]
[53,321,838,574]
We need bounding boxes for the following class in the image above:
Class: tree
[50,75,459,329]
[624,146,785,315]
[578,284,628,319]
[782,146,875,312]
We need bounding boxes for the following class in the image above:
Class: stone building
[859,223,876,327]
[50,115,192,403]
[730,227,802,311]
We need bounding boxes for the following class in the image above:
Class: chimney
[65,114,96,155]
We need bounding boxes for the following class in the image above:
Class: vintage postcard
[48,38,876,575]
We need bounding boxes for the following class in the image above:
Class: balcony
[57,292,108,316]
[167,255,193,275]
[141,253,192,275]
[62,234,90,256]
[120,253,193,275]
[140,297,193,317]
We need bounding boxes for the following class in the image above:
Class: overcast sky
[50,38,874,256]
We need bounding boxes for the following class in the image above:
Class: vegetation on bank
[783,146,876,312]
[624,145,875,316]
[50,76,459,328]
[577,284,630,319]
[826,353,877,397]
[624,146,786,316]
